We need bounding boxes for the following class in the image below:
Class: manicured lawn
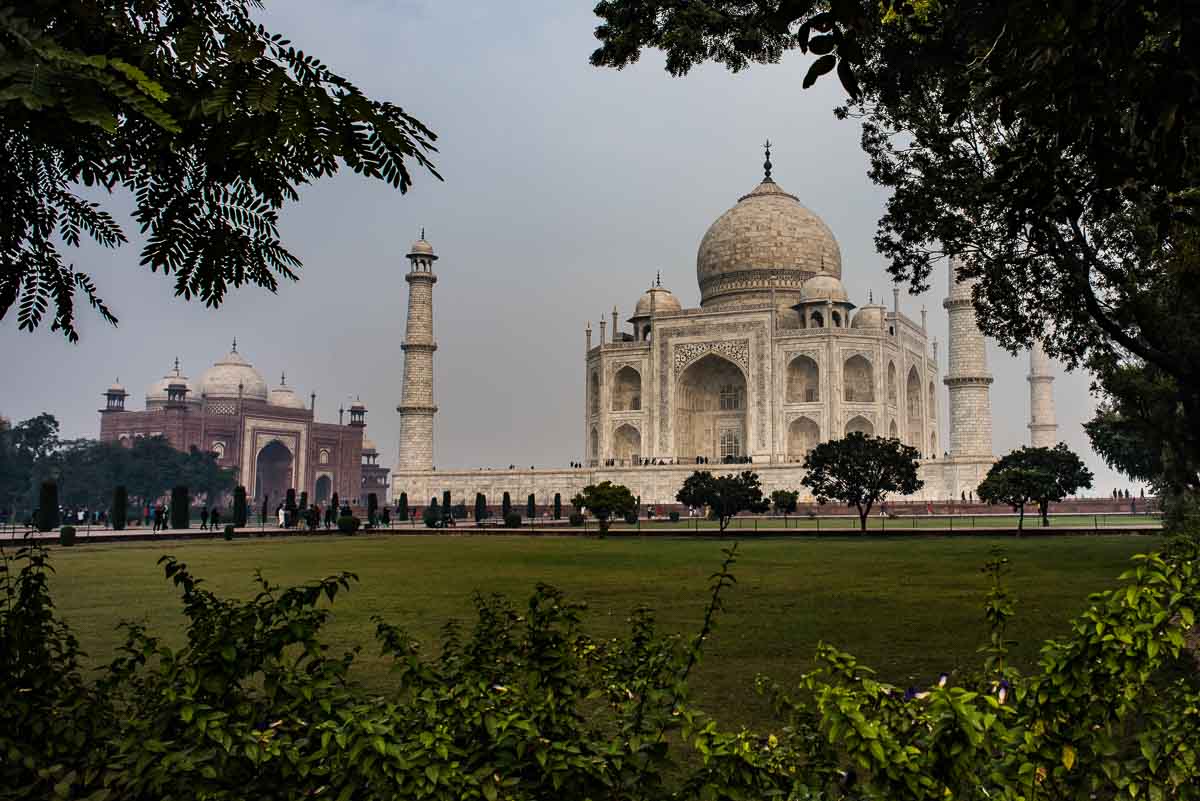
[39,533,1159,730]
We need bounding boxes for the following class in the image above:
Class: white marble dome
[799,273,850,303]
[632,285,682,317]
[852,304,887,329]
[268,376,306,409]
[696,176,842,309]
[199,347,269,401]
[409,238,435,256]
[362,438,378,454]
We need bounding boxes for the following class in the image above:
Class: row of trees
[0,413,235,520]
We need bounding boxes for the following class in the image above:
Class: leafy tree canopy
[987,445,1093,528]
[676,470,769,532]
[571,480,637,531]
[801,432,922,530]
[976,466,1049,531]
[2,1,438,340]
[770,489,798,516]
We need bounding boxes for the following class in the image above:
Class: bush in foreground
[58,526,75,546]
[336,515,360,534]
[568,512,584,526]
[1,541,1198,801]
[504,511,522,528]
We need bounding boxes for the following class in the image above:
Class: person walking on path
[200,507,209,530]
[210,507,221,531]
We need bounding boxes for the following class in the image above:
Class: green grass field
[38,533,1159,729]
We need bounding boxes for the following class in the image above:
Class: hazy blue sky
[0,0,1132,494]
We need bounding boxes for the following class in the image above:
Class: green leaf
[803,55,837,89]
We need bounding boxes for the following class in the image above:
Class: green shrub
[553,492,562,520]
[170,486,189,529]
[223,524,235,541]
[397,492,408,521]
[367,493,378,526]
[526,493,536,519]
[623,511,639,525]
[4,542,1200,801]
[336,515,360,534]
[669,511,680,522]
[568,512,585,526]
[111,486,128,531]
[58,526,76,546]
[423,501,441,528]
[501,491,512,519]
[504,511,521,528]
[36,481,58,532]
[233,485,248,527]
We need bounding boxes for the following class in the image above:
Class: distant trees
[553,493,562,520]
[474,493,487,524]
[571,481,636,535]
[397,492,408,521]
[526,494,536,519]
[233,486,248,528]
[801,433,923,531]
[676,471,769,533]
[771,490,798,519]
[980,445,1094,528]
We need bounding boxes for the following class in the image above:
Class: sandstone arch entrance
[675,354,747,461]
[314,474,332,504]
[254,440,293,502]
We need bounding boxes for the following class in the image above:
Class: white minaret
[1028,340,1058,447]
[943,255,994,458]
[396,232,438,471]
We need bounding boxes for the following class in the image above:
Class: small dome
[107,380,127,394]
[632,285,682,318]
[350,399,366,412]
[146,361,199,407]
[362,438,378,454]
[199,345,269,401]
[696,174,842,309]
[409,239,434,255]
[798,274,849,303]
[852,304,887,329]
[268,387,306,409]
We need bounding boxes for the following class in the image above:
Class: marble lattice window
[719,429,741,459]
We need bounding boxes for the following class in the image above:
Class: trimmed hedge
[111,486,128,531]
[504,511,521,528]
[58,526,76,546]
[336,515,360,534]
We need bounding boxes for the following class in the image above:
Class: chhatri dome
[199,340,269,401]
[268,372,307,409]
[145,358,199,407]
[631,273,682,319]
[696,142,842,308]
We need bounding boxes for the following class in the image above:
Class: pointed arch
[786,355,820,403]
[613,424,641,462]
[589,370,600,416]
[787,417,820,462]
[844,355,874,403]
[675,353,746,461]
[887,361,898,404]
[612,366,642,411]
[845,415,874,436]
[906,366,922,447]
[889,419,898,439]
[589,426,599,462]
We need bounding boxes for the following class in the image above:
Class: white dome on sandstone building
[268,373,307,409]
[199,343,269,401]
[145,359,199,408]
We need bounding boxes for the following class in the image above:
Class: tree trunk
[719,515,729,533]
[1017,503,1024,532]
[858,504,870,532]
[1040,500,1050,527]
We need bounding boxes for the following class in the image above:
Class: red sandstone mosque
[98,341,386,507]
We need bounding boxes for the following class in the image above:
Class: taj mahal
[391,147,1058,507]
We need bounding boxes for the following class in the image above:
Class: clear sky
[0,0,1133,495]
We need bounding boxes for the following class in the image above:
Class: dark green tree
[801,433,923,531]
[502,491,512,519]
[299,491,308,512]
[397,492,408,521]
[676,471,769,533]
[442,490,451,512]
[526,494,536,520]
[474,492,487,524]
[367,493,378,527]
[111,485,127,531]
[36,480,58,532]
[285,489,297,516]
[976,467,1048,532]
[553,492,562,520]
[233,486,247,527]
[985,445,1094,528]
[2,1,439,341]
[1,414,59,516]
[571,481,637,535]
[423,498,441,529]
[771,489,799,522]
[170,486,189,530]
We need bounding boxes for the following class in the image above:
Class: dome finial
[655,270,661,287]
[231,337,238,353]
[869,289,874,304]
[173,356,180,375]
[763,139,773,181]
[280,371,286,386]
[420,226,425,240]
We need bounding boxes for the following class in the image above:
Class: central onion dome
[199,341,269,401]
[696,146,842,309]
